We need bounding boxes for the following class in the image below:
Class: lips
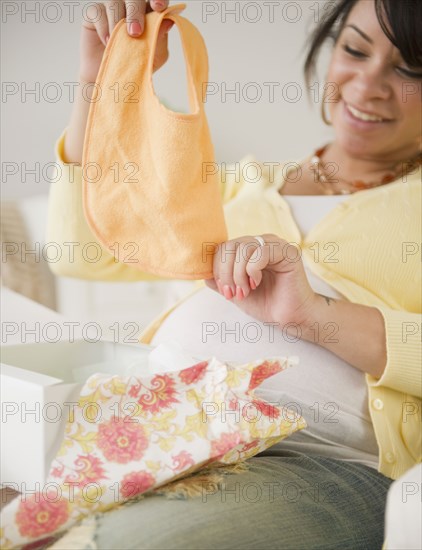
[345,101,392,123]
[340,100,394,131]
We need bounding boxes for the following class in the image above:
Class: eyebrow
[344,24,373,44]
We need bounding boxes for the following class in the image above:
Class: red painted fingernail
[129,21,142,36]
[249,276,256,290]
[235,286,244,300]
[223,285,233,300]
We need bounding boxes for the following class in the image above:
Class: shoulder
[219,153,311,195]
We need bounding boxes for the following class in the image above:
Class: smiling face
[326,0,422,162]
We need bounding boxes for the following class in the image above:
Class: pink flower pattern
[2,357,304,549]
[136,374,180,414]
[64,454,108,488]
[249,360,283,390]
[251,399,281,420]
[210,432,242,459]
[97,419,148,464]
[15,493,70,538]
[120,471,155,499]
[171,450,195,472]
[179,361,208,385]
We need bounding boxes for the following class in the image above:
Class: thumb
[160,20,174,34]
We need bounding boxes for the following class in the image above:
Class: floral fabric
[0,355,306,549]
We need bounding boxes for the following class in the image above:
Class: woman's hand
[205,234,317,331]
[79,0,174,84]
[205,234,390,378]
[63,1,173,163]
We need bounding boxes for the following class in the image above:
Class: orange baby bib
[82,3,227,279]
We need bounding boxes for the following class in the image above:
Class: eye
[342,44,366,58]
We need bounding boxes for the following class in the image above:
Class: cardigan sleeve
[46,128,253,281]
[367,305,422,398]
[46,128,160,281]
[217,154,263,203]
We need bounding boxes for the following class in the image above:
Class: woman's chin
[333,129,383,159]
[332,109,393,158]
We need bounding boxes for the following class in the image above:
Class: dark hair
[303,0,422,87]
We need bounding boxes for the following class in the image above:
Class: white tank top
[151,194,380,470]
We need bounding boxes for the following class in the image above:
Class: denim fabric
[68,449,393,550]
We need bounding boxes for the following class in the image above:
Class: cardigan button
[372,398,384,411]
[385,452,396,464]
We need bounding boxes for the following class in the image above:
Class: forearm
[62,77,94,164]
[299,294,387,379]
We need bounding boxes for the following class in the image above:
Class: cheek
[397,84,422,133]
[326,55,352,99]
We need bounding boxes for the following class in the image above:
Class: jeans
[49,449,393,550]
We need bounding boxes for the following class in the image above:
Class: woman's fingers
[247,236,301,284]
[213,237,265,300]
[246,241,271,288]
[105,0,126,39]
[214,240,238,299]
[148,0,170,12]
[212,235,299,300]
[125,0,147,36]
[84,3,109,46]
[84,0,170,47]
[233,241,262,299]
[126,0,170,36]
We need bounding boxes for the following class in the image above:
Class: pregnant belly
[151,263,343,363]
[150,275,379,458]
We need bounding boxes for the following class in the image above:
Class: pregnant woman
[47,0,421,548]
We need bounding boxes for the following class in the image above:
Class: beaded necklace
[310,144,422,195]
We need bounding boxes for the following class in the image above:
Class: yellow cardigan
[47,127,421,481]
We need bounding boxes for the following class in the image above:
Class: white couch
[1,194,196,334]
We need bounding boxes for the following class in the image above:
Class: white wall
[2,0,334,201]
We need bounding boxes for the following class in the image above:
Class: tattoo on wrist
[317,293,336,306]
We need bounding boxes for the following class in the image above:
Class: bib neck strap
[146,3,204,117]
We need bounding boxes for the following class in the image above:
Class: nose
[352,61,392,102]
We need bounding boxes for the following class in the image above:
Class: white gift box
[0,339,153,489]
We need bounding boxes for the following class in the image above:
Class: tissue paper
[0,352,306,549]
